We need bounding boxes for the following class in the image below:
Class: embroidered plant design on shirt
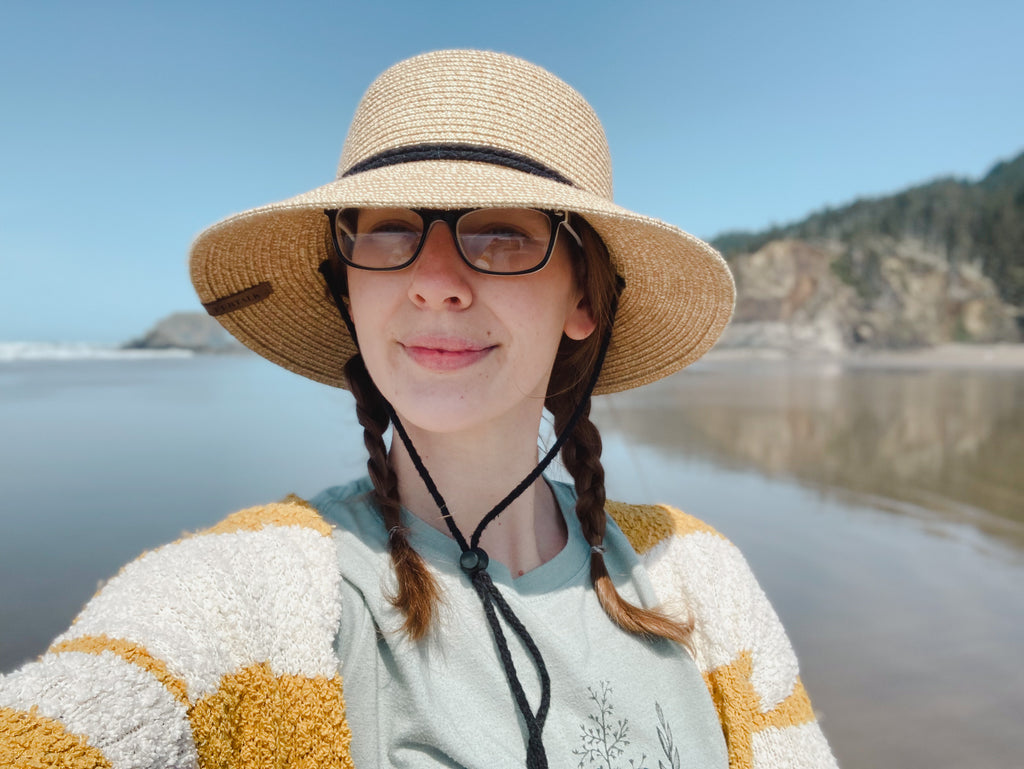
[573,682,683,769]
[655,702,681,769]
[573,681,642,768]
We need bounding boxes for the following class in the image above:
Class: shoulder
[54,496,342,700]
[1,496,351,768]
[605,499,724,554]
[607,499,837,767]
[605,500,768,665]
[203,493,335,537]
[607,499,803,708]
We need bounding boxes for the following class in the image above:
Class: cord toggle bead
[459,547,490,574]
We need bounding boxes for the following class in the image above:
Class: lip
[399,336,496,372]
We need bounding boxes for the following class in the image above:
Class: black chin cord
[320,259,621,768]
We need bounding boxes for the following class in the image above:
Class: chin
[397,414,492,438]
[392,397,497,434]
[389,387,547,438]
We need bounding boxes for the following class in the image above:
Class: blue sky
[2,0,1021,342]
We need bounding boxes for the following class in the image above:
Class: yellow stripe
[189,662,353,769]
[702,651,817,769]
[0,705,112,769]
[607,499,722,554]
[702,651,757,769]
[754,677,816,731]
[200,498,334,537]
[277,493,316,510]
[48,635,190,707]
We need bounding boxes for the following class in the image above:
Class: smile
[399,337,496,372]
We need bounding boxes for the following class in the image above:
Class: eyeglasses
[324,207,582,276]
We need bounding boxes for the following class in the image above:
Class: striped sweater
[0,497,838,768]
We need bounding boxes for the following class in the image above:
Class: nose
[407,220,474,310]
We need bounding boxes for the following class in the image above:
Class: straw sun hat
[189,49,735,395]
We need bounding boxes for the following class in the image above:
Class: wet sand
[593,347,1024,769]
[706,341,1024,370]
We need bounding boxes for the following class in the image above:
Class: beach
[1,346,1022,768]
[705,341,1024,369]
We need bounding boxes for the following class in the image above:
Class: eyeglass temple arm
[558,212,584,249]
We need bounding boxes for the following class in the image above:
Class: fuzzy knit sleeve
[0,498,353,769]
[608,500,838,769]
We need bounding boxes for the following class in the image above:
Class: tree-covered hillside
[713,151,1024,309]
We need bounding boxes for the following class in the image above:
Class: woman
[0,50,837,768]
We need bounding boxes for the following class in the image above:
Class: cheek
[344,274,398,391]
[344,270,373,326]
[503,282,577,372]
[346,271,396,341]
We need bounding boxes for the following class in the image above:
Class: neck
[390,411,568,577]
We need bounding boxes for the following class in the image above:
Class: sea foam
[0,342,194,362]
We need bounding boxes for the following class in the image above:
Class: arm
[609,500,838,769]
[0,499,353,769]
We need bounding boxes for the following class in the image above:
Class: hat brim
[189,160,735,395]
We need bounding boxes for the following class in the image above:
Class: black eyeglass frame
[323,207,582,276]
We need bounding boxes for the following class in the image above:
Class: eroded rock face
[123,312,244,353]
[720,237,1020,352]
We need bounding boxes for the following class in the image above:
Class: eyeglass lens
[335,208,554,273]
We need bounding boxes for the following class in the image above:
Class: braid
[550,389,693,645]
[345,353,440,639]
[548,215,693,647]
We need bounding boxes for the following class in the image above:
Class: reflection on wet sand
[590,357,1024,769]
[595,360,1024,552]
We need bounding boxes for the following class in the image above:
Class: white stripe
[0,650,198,769]
[752,722,839,769]
[642,531,800,710]
[57,526,342,700]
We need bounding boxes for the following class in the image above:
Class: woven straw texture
[189,49,735,394]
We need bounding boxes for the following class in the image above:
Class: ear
[564,294,597,341]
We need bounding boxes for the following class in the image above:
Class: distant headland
[122,312,246,354]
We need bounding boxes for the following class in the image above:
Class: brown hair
[344,216,692,644]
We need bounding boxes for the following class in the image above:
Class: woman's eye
[471,230,533,255]
[366,221,420,236]
[477,223,530,239]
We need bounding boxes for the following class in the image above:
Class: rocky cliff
[713,150,1024,351]
[719,236,1019,352]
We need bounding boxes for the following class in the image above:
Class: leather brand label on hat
[202,282,273,316]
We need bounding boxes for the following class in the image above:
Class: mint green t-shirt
[313,477,728,769]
